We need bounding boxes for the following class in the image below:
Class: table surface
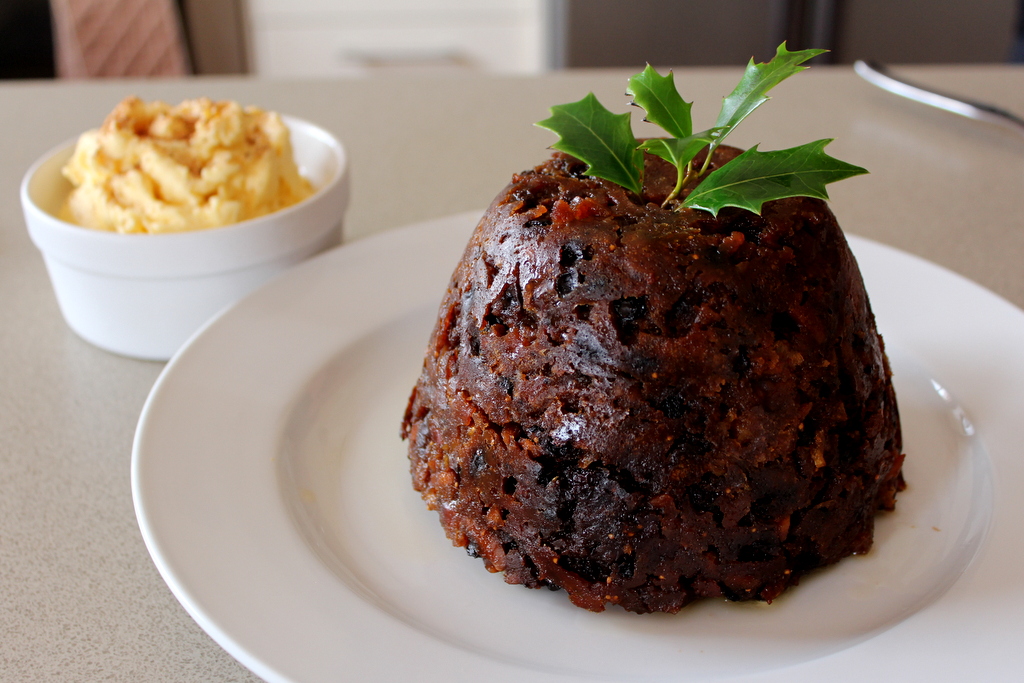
[2,64,1023,681]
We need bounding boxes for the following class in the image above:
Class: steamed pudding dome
[402,147,905,614]
[61,96,314,234]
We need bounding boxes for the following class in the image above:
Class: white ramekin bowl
[21,116,349,361]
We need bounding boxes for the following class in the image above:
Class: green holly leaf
[710,43,826,154]
[639,128,723,203]
[682,139,868,216]
[535,92,643,195]
[627,64,721,205]
[626,65,692,138]
[639,130,719,169]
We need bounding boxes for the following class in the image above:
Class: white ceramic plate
[132,211,1024,683]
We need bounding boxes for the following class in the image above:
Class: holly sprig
[535,43,867,216]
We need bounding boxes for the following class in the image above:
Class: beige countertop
[1,65,1023,681]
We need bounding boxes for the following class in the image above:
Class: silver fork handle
[854,59,1024,136]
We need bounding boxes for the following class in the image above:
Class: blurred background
[2,0,1022,80]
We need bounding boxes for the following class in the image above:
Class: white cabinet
[246,0,549,77]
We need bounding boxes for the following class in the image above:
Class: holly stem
[664,161,698,207]
[698,146,714,177]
